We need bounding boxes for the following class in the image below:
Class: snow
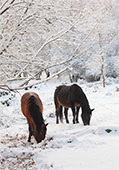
[0,78,119,169]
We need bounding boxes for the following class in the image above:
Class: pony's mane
[28,95,44,128]
[79,89,90,109]
[71,84,90,109]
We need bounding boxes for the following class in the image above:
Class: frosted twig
[0,0,9,10]
[0,0,16,15]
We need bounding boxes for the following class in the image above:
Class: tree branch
[0,67,69,92]
[32,26,73,61]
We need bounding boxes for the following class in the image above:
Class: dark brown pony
[54,84,94,125]
[21,92,48,143]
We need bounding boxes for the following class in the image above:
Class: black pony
[54,84,94,125]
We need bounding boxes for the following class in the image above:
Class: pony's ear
[91,108,95,112]
[45,123,48,127]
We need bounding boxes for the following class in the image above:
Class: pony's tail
[54,87,63,123]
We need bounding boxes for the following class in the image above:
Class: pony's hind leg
[28,124,32,142]
[64,108,69,123]
[56,105,63,124]
[56,109,59,124]
[56,107,59,124]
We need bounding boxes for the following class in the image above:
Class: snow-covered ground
[0,78,119,170]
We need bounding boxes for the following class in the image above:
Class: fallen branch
[0,85,17,93]
[0,66,69,92]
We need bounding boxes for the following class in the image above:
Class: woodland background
[0,0,119,89]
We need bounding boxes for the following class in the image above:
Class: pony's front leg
[28,124,32,142]
[76,106,80,123]
[64,108,69,123]
[71,105,76,124]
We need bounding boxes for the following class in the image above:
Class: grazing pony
[54,84,94,125]
[21,92,48,143]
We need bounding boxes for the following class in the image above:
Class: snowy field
[0,78,119,170]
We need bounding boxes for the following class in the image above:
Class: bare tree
[0,0,119,89]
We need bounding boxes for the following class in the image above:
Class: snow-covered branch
[0,66,69,91]
[32,26,73,61]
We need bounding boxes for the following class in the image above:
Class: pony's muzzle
[84,123,89,126]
